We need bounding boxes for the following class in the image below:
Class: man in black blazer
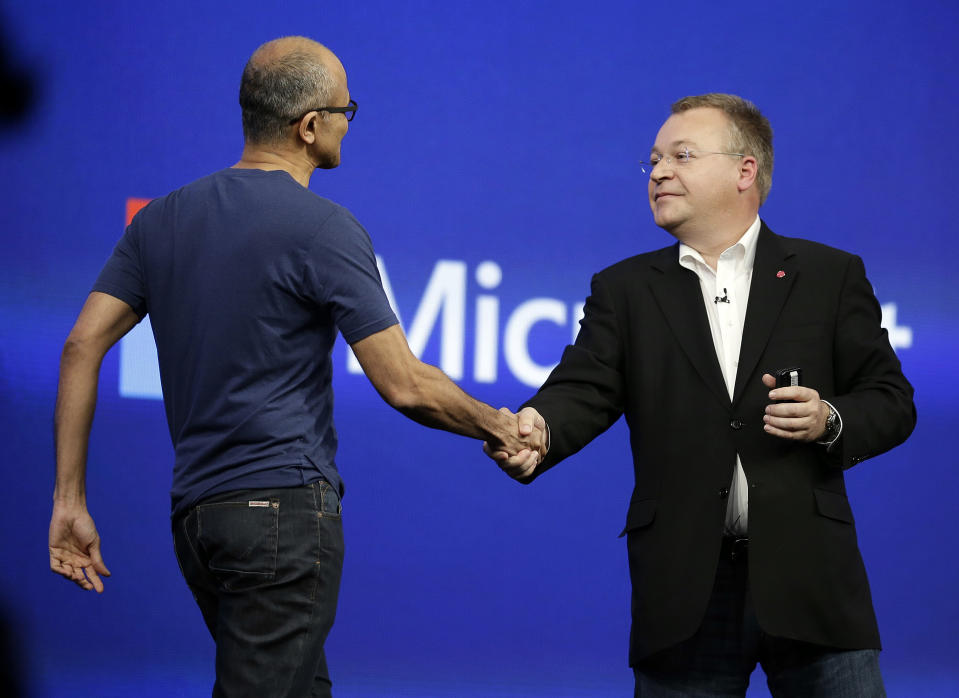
[490,94,915,696]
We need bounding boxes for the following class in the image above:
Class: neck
[233,143,316,188]
[673,212,757,271]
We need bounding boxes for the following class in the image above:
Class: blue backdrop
[1,1,956,696]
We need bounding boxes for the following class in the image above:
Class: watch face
[826,410,840,437]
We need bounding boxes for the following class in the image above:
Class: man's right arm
[51,292,140,592]
[350,324,546,459]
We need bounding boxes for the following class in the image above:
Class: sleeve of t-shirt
[91,216,149,319]
[304,206,398,344]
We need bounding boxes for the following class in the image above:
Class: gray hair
[239,48,337,145]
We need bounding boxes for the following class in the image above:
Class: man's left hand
[761,373,828,442]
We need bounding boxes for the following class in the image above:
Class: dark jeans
[634,546,886,697]
[173,480,345,698]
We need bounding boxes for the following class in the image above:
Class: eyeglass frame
[639,146,744,175]
[288,99,357,125]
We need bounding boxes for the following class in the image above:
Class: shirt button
[730,419,744,430]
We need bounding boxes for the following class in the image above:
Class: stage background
[1,1,956,696]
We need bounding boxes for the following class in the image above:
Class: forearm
[54,341,103,505]
[392,361,519,446]
[352,325,536,453]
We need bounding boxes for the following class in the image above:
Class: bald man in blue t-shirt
[48,36,545,697]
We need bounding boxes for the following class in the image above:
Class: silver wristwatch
[820,402,841,443]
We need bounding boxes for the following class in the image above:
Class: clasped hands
[484,407,547,480]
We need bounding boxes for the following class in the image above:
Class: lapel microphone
[714,288,730,304]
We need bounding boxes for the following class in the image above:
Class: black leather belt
[721,536,749,562]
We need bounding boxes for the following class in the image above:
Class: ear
[296,112,319,144]
[736,155,758,194]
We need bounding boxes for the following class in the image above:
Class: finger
[482,441,509,460]
[768,385,819,403]
[763,422,805,440]
[51,549,94,572]
[51,558,73,578]
[76,569,93,590]
[67,564,92,590]
[763,414,813,432]
[517,452,541,478]
[515,453,539,478]
[505,448,532,465]
[761,373,776,388]
[765,402,805,418]
[503,452,538,479]
[516,407,539,436]
[764,416,820,440]
[767,386,799,401]
[84,566,105,593]
[498,449,532,474]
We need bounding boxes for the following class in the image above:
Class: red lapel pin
[776,270,786,278]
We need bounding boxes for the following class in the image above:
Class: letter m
[348,258,466,380]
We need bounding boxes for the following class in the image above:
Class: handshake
[483,407,548,481]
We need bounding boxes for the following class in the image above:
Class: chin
[653,212,678,231]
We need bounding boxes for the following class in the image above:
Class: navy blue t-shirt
[93,168,398,514]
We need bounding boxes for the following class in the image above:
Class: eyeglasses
[639,146,744,175]
[288,99,358,125]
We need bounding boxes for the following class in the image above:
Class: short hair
[671,93,774,205]
[239,47,336,145]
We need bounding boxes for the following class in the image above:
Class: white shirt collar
[678,215,762,273]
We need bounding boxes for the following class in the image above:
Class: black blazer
[524,222,916,665]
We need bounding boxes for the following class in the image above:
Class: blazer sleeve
[521,271,627,480]
[825,254,916,468]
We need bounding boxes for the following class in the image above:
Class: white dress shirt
[678,216,762,536]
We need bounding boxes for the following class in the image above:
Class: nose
[650,163,672,182]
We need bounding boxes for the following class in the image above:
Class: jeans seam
[311,482,323,597]
[183,511,203,570]
[291,483,323,694]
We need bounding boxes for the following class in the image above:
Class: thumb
[88,539,111,577]
[517,407,539,436]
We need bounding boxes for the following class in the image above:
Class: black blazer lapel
[733,223,798,403]
[649,246,730,408]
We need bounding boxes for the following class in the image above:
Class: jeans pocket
[317,481,342,519]
[196,498,279,591]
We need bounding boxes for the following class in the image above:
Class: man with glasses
[49,36,545,697]
[490,93,915,696]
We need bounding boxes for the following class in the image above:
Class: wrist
[53,489,87,508]
[817,400,841,444]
